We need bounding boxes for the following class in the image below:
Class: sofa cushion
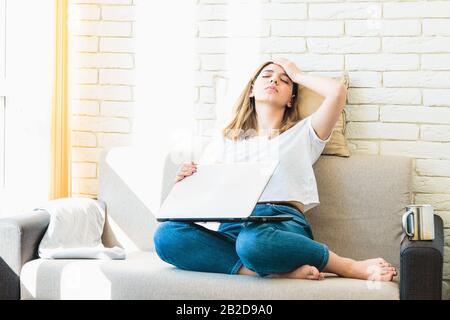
[21,251,399,300]
[298,74,350,157]
[306,154,412,270]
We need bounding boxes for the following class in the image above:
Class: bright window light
[0,0,54,217]
[215,0,264,131]
[133,0,196,213]
[118,1,265,214]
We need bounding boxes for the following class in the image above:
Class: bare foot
[274,265,325,280]
[238,265,325,280]
[238,266,258,276]
[348,258,397,281]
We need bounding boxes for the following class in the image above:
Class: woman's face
[250,63,295,108]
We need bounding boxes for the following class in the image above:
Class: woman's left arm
[273,58,347,141]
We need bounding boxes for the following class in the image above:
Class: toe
[380,268,390,275]
[380,268,397,279]
[306,266,320,280]
[381,266,396,273]
[370,270,393,282]
[391,267,398,276]
[381,273,395,281]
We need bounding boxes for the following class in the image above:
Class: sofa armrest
[400,214,444,300]
[0,210,50,300]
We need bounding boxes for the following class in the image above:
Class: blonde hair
[222,61,301,141]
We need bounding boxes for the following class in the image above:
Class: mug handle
[402,209,415,238]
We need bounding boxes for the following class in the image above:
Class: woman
[154,58,397,281]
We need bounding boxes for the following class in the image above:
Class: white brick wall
[69,0,134,198]
[70,0,450,297]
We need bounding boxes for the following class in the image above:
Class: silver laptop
[156,161,293,223]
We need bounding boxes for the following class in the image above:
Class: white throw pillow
[37,197,125,259]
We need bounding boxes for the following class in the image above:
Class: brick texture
[69,0,134,198]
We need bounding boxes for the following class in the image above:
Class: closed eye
[262,75,289,84]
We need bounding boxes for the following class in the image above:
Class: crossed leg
[154,220,396,282]
[239,251,397,281]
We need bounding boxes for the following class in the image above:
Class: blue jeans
[153,203,329,277]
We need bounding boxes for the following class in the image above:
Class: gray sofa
[0,147,444,300]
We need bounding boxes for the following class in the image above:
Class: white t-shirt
[198,114,331,213]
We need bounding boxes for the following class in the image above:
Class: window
[1,0,5,187]
[0,0,53,217]
[0,97,4,188]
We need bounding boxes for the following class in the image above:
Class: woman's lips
[265,86,277,92]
